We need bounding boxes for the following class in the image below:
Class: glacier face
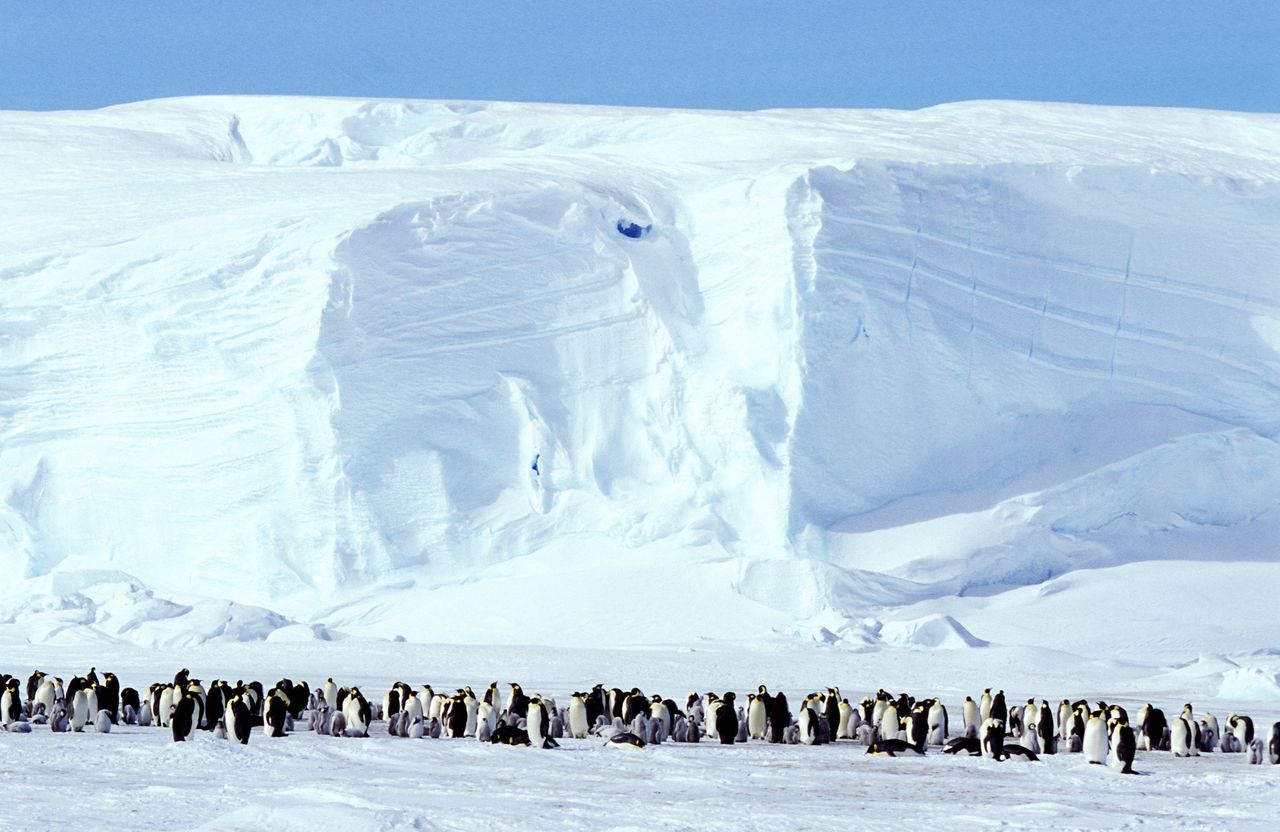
[1,97,1279,646]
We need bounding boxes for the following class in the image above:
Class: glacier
[1,96,1279,656]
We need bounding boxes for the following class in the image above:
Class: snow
[1,95,1279,691]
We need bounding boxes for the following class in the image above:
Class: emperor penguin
[927,699,948,745]
[715,692,738,744]
[463,688,480,737]
[323,678,338,711]
[705,694,722,740]
[1267,722,1280,764]
[1109,724,1136,774]
[506,683,529,719]
[0,685,16,729]
[94,709,112,734]
[980,719,1004,760]
[1246,738,1266,764]
[1228,714,1254,750]
[71,688,92,732]
[798,702,818,745]
[214,718,228,741]
[34,679,57,720]
[343,688,370,737]
[446,695,468,738]
[171,690,197,742]
[990,691,1007,726]
[963,696,980,736]
[1201,713,1220,752]
[50,703,69,733]
[568,693,590,739]
[1058,700,1073,742]
[1083,711,1109,764]
[477,700,498,738]
[979,689,992,723]
[823,689,841,740]
[1037,702,1056,754]
[1171,716,1198,757]
[747,693,767,740]
[1142,706,1167,751]
[649,695,672,737]
[227,695,251,745]
[768,692,791,744]
[265,691,288,738]
[836,699,855,740]
[527,697,553,748]
[409,714,426,740]
[158,685,175,728]
[879,700,900,742]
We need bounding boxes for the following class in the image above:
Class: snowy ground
[3,641,1278,830]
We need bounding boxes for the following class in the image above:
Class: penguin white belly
[879,704,900,741]
[928,703,947,745]
[706,703,721,739]
[963,700,979,734]
[1171,718,1194,757]
[748,700,767,740]
[568,699,589,739]
[799,707,816,745]
[1083,717,1109,764]
[836,703,852,740]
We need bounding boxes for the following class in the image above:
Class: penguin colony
[3,671,1278,775]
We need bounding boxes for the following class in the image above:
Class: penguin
[25,670,45,710]
[477,700,498,738]
[121,687,141,725]
[1171,716,1197,757]
[823,688,841,742]
[866,736,925,757]
[1083,711,1109,764]
[879,700,900,742]
[171,691,196,743]
[226,695,251,745]
[94,709,112,734]
[446,694,468,739]
[484,682,503,715]
[980,719,1005,760]
[428,717,442,739]
[214,718,228,741]
[704,694,722,740]
[1037,702,1056,754]
[1201,713,1220,752]
[71,688,92,732]
[463,688,479,737]
[139,700,153,728]
[1058,700,1073,742]
[990,691,1007,726]
[0,685,16,729]
[944,735,980,756]
[979,689,992,723]
[715,692,738,744]
[506,683,529,719]
[836,699,855,740]
[685,692,704,725]
[798,701,818,746]
[1109,723,1136,774]
[1246,738,1265,764]
[963,696,980,736]
[652,715,668,745]
[323,678,338,710]
[409,714,426,740]
[1142,706,1167,751]
[1268,722,1280,764]
[927,699,948,746]
[50,703,69,733]
[343,688,371,737]
[768,692,791,744]
[6,721,31,734]
[568,693,590,739]
[1228,714,1254,750]
[649,695,673,737]
[605,731,646,749]
[527,697,556,749]
[157,685,175,729]
[491,723,532,746]
[329,711,347,738]
[34,679,57,721]
[265,691,288,738]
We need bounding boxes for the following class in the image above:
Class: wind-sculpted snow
[1,96,1278,656]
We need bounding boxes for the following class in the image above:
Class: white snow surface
[2,96,1280,675]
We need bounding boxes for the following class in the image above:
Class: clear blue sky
[3,1,1277,112]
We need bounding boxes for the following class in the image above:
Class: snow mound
[879,615,989,649]
[1218,666,1280,701]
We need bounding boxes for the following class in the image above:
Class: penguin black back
[769,692,791,743]
[715,692,738,744]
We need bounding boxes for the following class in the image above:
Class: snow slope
[1,97,1279,668]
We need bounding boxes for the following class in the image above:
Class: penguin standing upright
[798,702,818,745]
[1037,701,1056,754]
[568,693,589,739]
[836,699,855,740]
[1267,722,1280,764]
[171,690,196,743]
[823,689,841,741]
[768,692,791,744]
[265,691,288,738]
[979,689,992,723]
[980,719,1004,760]
[927,699,948,745]
[1171,717,1196,757]
[879,701,900,742]
[447,694,468,738]
[227,695,251,745]
[715,692,738,745]
[1083,711,1109,764]
[747,693,767,740]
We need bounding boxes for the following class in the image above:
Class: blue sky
[3,1,1277,112]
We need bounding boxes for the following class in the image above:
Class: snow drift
[1,96,1278,656]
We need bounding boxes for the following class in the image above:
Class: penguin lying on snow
[490,723,531,746]
[606,732,647,749]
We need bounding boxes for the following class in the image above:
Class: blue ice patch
[616,219,652,239]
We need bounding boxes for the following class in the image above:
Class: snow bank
[1,96,1278,656]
